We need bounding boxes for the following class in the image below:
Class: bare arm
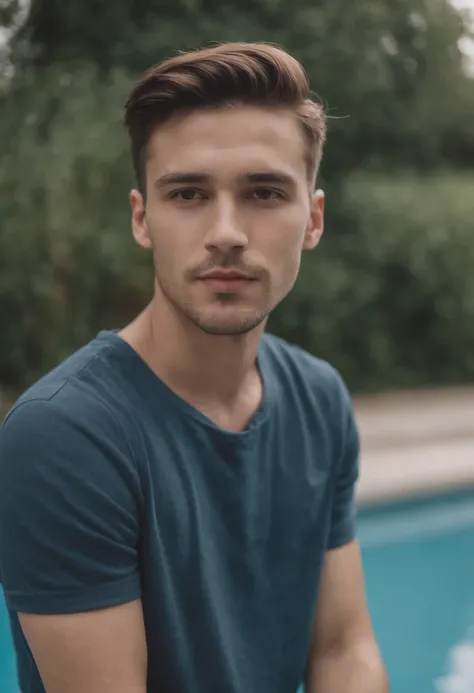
[305,540,389,693]
[0,401,146,692]
[19,599,147,693]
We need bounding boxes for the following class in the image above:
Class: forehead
[146,105,307,182]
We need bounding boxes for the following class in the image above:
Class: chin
[190,308,267,337]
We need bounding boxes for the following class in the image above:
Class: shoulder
[0,387,143,538]
[261,333,352,414]
[8,331,123,412]
[2,389,118,450]
[262,334,359,477]
[2,331,134,446]
[0,336,141,485]
[0,344,143,615]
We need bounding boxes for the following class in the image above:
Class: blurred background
[0,0,473,691]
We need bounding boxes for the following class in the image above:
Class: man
[0,42,388,693]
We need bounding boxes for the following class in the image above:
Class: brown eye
[253,188,283,201]
[170,189,205,201]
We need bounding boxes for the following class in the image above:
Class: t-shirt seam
[69,350,146,505]
[1,342,146,513]
[70,341,144,474]
[1,378,70,429]
[4,571,140,600]
[1,345,113,429]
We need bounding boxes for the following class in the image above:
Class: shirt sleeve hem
[326,522,357,551]
[4,573,142,615]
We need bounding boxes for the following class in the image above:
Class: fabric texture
[0,330,359,693]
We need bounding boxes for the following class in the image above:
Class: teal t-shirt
[0,331,359,693]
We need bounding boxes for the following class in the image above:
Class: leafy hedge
[1,66,473,395]
[270,173,474,391]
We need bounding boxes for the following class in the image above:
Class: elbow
[354,641,389,692]
[307,637,390,692]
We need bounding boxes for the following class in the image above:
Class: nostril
[204,227,248,250]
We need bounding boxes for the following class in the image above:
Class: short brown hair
[124,42,327,194]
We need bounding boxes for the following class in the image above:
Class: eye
[252,188,285,201]
[169,189,206,202]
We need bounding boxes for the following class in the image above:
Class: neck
[120,293,266,410]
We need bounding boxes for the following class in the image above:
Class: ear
[303,189,325,251]
[130,189,153,250]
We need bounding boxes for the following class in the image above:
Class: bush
[0,65,152,390]
[270,172,474,391]
[1,66,473,395]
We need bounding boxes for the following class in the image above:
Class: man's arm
[0,399,146,693]
[19,600,147,693]
[305,540,389,693]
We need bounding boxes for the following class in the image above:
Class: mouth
[196,270,258,293]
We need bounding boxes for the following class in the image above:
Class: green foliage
[270,172,474,391]
[1,65,473,394]
[1,0,474,395]
[0,66,151,388]
[11,0,474,173]
[0,0,21,28]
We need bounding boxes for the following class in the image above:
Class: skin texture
[305,541,389,692]
[19,600,147,693]
[121,104,324,431]
[18,104,387,692]
[132,105,323,338]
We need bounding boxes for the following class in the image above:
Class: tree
[10,0,474,174]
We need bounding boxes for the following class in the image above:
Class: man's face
[130,105,324,336]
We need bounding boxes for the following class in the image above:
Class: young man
[0,42,388,693]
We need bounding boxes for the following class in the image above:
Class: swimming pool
[1,488,474,692]
[359,488,474,693]
[0,588,16,693]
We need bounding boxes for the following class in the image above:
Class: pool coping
[353,385,474,507]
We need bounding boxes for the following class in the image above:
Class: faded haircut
[124,42,327,195]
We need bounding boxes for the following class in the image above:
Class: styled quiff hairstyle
[124,42,327,195]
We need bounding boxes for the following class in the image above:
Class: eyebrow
[154,172,212,188]
[243,172,297,187]
[154,171,298,188]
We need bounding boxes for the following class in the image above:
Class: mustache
[188,257,266,280]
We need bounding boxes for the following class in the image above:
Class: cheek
[263,232,304,294]
[268,215,307,261]
[272,215,307,275]
[148,227,179,276]
[281,248,303,285]
[149,222,201,285]
[148,214,184,259]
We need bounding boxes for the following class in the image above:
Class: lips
[196,270,257,293]
[197,270,255,280]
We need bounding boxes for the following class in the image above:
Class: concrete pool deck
[354,386,474,506]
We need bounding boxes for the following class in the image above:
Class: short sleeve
[0,397,143,614]
[327,376,360,550]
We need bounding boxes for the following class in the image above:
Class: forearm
[305,640,389,693]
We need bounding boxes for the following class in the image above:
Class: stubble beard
[155,271,270,337]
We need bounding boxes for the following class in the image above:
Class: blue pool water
[1,489,474,692]
[359,489,474,693]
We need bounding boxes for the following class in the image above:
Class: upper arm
[327,371,360,551]
[0,398,145,691]
[312,369,371,651]
[19,600,147,693]
[310,540,374,656]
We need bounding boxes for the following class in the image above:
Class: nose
[204,198,248,254]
